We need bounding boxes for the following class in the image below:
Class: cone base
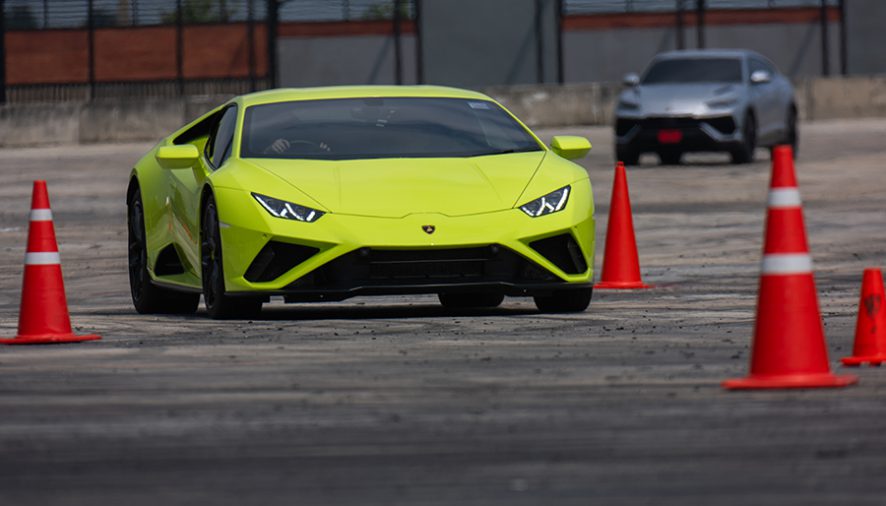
[841,355,886,367]
[723,372,858,390]
[595,280,653,290]
[0,333,101,345]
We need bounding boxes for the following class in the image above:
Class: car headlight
[618,99,640,111]
[520,186,570,217]
[252,193,324,222]
[707,98,738,109]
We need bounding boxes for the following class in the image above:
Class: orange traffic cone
[841,268,886,366]
[723,146,856,389]
[595,162,651,289]
[0,181,101,345]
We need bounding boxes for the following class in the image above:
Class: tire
[658,150,682,166]
[786,107,798,157]
[616,146,640,166]
[533,288,592,313]
[201,194,263,320]
[730,112,757,164]
[127,185,199,315]
[438,292,504,309]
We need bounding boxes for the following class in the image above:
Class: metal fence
[1,0,843,103]
[2,0,423,29]
[565,0,838,14]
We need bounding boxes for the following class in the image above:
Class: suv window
[205,106,238,168]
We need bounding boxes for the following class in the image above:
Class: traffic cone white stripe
[24,252,61,265]
[767,188,802,208]
[761,253,813,274]
[29,209,53,221]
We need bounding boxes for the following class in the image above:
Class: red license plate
[657,129,683,144]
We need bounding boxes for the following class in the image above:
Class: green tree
[7,4,38,30]
[362,1,410,21]
[161,0,237,24]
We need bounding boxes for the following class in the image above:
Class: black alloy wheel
[201,194,262,320]
[786,107,799,157]
[438,292,505,309]
[533,288,592,313]
[730,113,757,164]
[127,185,199,314]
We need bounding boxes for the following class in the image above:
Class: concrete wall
[3,77,886,148]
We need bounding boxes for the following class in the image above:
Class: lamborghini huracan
[127,86,595,319]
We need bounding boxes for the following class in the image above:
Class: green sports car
[127,86,595,319]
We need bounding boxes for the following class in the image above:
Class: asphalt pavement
[1,119,885,505]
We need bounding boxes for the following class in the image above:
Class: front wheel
[201,195,263,320]
[533,288,592,313]
[127,186,199,315]
[730,113,757,164]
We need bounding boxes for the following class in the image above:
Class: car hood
[241,152,547,218]
[627,83,741,115]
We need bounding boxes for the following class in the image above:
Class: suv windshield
[241,97,542,160]
[642,58,742,84]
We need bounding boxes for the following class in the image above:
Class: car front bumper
[615,114,744,153]
[212,181,595,300]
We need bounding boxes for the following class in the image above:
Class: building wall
[277,34,416,87]
[419,0,559,87]
[5,23,268,85]
[564,8,841,83]
[845,0,886,75]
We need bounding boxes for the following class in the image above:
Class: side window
[205,106,238,168]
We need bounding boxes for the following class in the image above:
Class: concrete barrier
[2,76,886,148]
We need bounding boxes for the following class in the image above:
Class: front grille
[639,117,701,129]
[286,245,558,290]
[529,234,587,274]
[704,116,736,134]
[245,241,319,282]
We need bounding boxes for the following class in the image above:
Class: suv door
[748,57,780,143]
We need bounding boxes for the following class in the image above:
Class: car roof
[237,85,492,107]
[653,49,760,60]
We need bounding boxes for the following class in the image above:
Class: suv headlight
[707,97,738,109]
[519,186,570,217]
[252,193,325,223]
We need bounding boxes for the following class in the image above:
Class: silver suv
[614,49,797,165]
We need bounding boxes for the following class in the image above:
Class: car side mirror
[156,145,200,169]
[550,136,592,160]
[750,70,772,84]
[623,73,640,87]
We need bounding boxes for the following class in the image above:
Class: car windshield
[642,58,742,84]
[240,97,543,160]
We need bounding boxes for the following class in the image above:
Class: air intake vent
[529,234,587,275]
[245,241,319,282]
[154,244,185,275]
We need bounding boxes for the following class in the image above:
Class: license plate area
[657,129,683,144]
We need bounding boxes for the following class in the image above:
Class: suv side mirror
[156,144,200,169]
[750,70,772,84]
[623,73,640,87]
[550,136,592,160]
